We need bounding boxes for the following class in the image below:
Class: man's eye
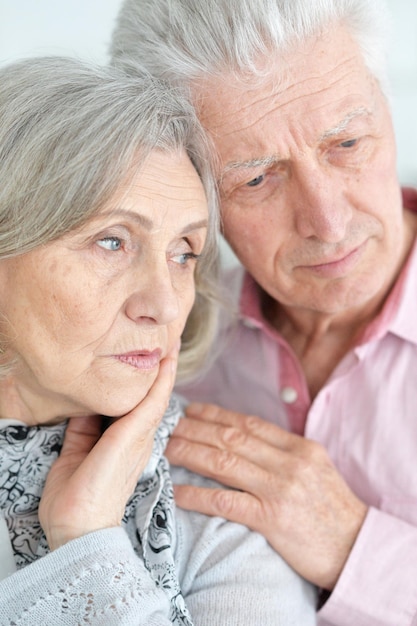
[97,237,122,251]
[246,174,265,187]
[340,139,358,148]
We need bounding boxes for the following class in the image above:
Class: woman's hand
[166,402,368,590]
[39,347,178,551]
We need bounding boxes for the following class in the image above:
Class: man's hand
[39,347,178,551]
[166,402,367,590]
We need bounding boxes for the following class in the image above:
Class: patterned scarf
[0,395,193,625]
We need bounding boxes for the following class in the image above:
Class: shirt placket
[277,343,311,435]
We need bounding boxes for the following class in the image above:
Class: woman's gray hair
[0,56,219,381]
[111,0,391,95]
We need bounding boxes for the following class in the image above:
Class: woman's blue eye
[340,139,357,148]
[97,237,122,251]
[173,252,200,265]
[246,175,264,187]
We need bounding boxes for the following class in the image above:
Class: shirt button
[242,318,258,329]
[280,386,298,404]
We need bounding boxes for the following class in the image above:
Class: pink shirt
[177,193,417,625]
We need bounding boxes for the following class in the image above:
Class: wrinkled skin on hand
[39,350,178,551]
[166,402,368,590]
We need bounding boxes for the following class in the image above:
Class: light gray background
[1,0,416,265]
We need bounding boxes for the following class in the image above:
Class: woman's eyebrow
[179,219,208,235]
[98,209,154,229]
[95,209,208,234]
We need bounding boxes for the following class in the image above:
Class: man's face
[198,25,412,317]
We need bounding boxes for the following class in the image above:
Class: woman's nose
[124,263,180,326]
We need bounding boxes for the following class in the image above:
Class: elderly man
[111,1,417,624]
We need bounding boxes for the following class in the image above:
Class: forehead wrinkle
[92,209,207,238]
[95,209,154,230]
[245,56,358,115]
[210,86,282,137]
[213,55,365,141]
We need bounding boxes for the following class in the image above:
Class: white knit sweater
[0,394,317,625]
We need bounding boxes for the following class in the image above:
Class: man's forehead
[197,24,370,129]
[217,105,374,178]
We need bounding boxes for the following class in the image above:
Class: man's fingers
[171,417,286,470]
[173,484,262,530]
[167,437,276,494]
[185,402,296,450]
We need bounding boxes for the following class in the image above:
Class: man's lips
[299,241,367,278]
[114,348,162,370]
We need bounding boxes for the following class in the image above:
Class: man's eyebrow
[221,155,279,179]
[219,108,371,179]
[320,107,371,140]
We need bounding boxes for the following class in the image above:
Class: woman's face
[0,149,208,424]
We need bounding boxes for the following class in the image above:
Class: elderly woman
[0,57,316,625]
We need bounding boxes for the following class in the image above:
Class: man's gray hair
[111,0,391,94]
[0,56,219,380]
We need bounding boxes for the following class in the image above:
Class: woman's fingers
[72,347,179,497]
[59,414,102,457]
[40,345,180,550]
[102,348,178,454]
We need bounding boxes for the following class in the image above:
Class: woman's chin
[96,390,152,419]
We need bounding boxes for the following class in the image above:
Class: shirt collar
[239,271,264,329]
[387,235,417,344]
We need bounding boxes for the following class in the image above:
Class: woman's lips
[114,349,162,370]
[300,241,367,278]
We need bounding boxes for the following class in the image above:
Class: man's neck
[262,209,417,399]
[264,297,376,399]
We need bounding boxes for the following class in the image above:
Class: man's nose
[292,165,352,243]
